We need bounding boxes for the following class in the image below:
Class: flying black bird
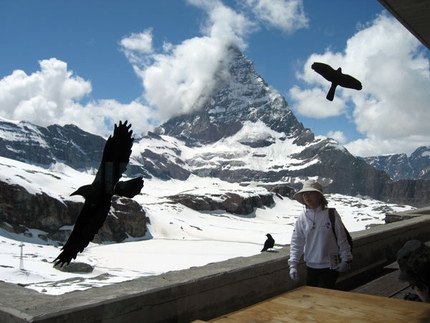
[261,233,275,252]
[54,120,144,267]
[311,62,362,101]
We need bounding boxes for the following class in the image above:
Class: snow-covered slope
[0,156,415,295]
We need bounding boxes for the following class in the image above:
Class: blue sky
[0,0,429,157]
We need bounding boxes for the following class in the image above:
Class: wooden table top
[205,286,430,323]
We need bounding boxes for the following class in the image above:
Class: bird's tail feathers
[326,84,336,101]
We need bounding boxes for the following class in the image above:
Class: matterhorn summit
[154,47,310,147]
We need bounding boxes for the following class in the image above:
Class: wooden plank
[337,258,388,283]
[206,286,430,323]
[351,269,410,297]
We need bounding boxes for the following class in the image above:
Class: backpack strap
[328,207,338,243]
[329,207,353,252]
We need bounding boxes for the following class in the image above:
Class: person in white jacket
[288,179,352,289]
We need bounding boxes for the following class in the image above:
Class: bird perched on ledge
[54,120,144,267]
[311,62,362,101]
[261,233,275,252]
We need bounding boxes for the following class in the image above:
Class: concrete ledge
[0,249,294,323]
[1,213,430,323]
[386,206,430,223]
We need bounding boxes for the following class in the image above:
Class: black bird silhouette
[311,62,362,101]
[261,233,275,252]
[54,121,144,267]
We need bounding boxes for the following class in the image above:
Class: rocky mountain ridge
[0,120,105,170]
[362,146,430,181]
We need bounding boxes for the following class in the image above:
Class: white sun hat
[294,179,324,205]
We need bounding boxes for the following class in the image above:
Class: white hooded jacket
[288,206,352,269]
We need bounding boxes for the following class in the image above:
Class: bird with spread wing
[311,62,362,101]
[54,120,144,267]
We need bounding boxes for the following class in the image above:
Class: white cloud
[327,130,347,145]
[195,0,256,45]
[289,85,346,118]
[120,29,153,54]
[120,0,256,120]
[0,58,91,126]
[120,29,154,68]
[344,136,428,158]
[70,99,155,137]
[0,58,153,137]
[289,14,430,156]
[141,37,235,120]
[243,0,308,33]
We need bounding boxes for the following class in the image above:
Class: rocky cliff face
[168,191,274,216]
[382,179,430,206]
[0,180,150,244]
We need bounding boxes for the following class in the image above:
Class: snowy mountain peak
[154,47,308,146]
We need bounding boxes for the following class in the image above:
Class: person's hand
[334,261,350,272]
[289,266,298,280]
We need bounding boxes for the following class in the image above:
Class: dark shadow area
[336,267,398,291]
